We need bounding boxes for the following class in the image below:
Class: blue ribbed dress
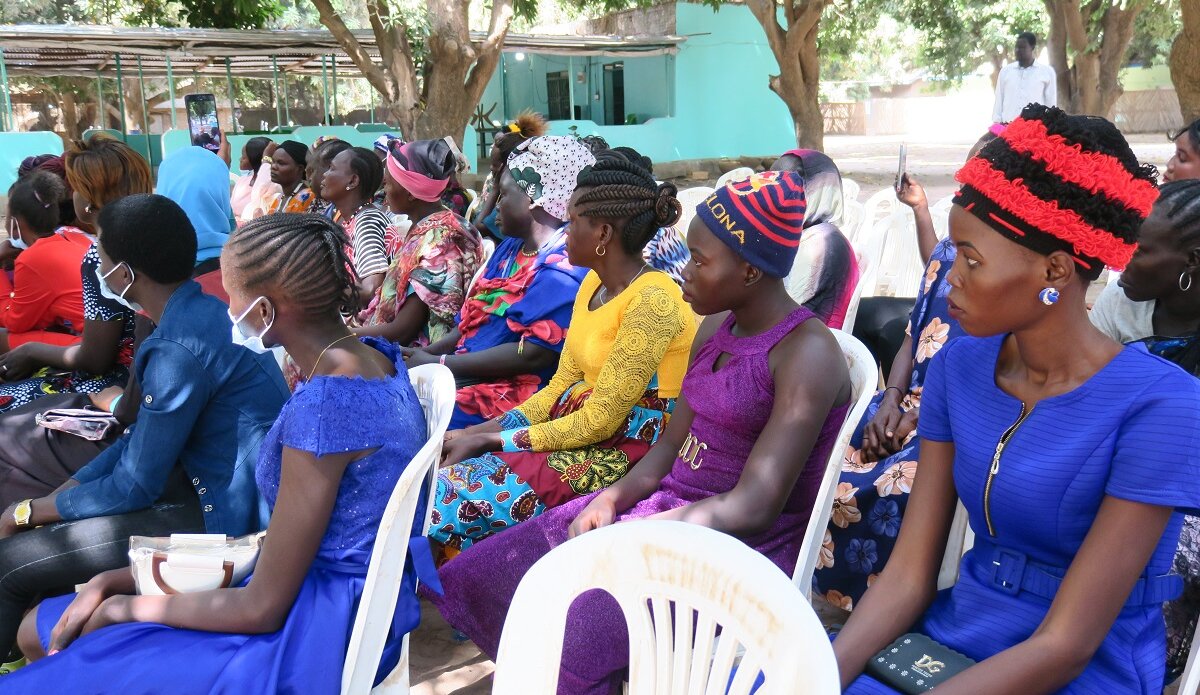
[846,334,1200,694]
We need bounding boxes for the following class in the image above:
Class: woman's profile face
[497,170,531,237]
[1119,209,1184,303]
[944,205,1050,337]
[682,216,748,317]
[1165,130,1200,183]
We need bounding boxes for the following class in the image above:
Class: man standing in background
[992,32,1057,124]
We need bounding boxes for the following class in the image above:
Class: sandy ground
[410,132,1183,694]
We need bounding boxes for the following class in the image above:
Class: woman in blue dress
[6,213,431,693]
[835,105,1200,693]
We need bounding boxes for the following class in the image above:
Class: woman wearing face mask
[0,135,149,413]
[264,141,315,215]
[0,172,92,353]
[355,139,483,347]
[0,193,288,667]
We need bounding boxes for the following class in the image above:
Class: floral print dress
[813,237,965,609]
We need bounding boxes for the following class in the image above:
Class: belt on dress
[971,537,1181,606]
[308,535,444,596]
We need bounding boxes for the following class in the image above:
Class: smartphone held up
[185,94,222,153]
[894,144,908,193]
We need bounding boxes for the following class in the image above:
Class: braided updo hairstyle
[226,213,360,318]
[574,149,682,256]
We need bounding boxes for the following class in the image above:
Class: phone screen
[895,144,908,193]
[185,94,222,153]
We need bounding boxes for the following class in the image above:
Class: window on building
[603,63,625,126]
[546,71,571,121]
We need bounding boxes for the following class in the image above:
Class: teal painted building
[476,2,798,163]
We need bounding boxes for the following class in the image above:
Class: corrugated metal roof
[0,25,685,77]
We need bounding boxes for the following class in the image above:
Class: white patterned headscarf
[506,136,596,222]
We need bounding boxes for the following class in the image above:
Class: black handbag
[865,633,975,693]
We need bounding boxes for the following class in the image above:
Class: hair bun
[653,183,682,228]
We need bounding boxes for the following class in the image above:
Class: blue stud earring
[1039,288,1060,306]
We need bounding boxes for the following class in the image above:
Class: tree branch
[310,0,392,98]
[464,0,515,100]
[745,0,787,59]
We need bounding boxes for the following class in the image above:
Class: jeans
[0,469,204,656]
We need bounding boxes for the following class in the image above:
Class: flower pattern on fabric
[432,455,548,555]
[546,446,630,496]
[845,538,878,574]
[642,225,690,285]
[869,498,901,537]
[266,183,316,214]
[915,317,951,363]
[815,237,964,608]
[825,589,854,611]
[819,529,835,570]
[831,482,862,528]
[506,136,597,221]
[369,210,483,347]
[874,460,918,497]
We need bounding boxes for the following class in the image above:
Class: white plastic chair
[841,177,861,203]
[793,330,879,598]
[492,520,841,695]
[841,199,866,244]
[715,167,755,189]
[936,501,974,591]
[851,217,892,299]
[340,363,455,695]
[840,254,871,336]
[675,185,714,239]
[874,209,922,298]
[861,187,899,237]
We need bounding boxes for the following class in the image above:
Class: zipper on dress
[983,403,1031,537]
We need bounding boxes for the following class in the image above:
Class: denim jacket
[58,281,289,536]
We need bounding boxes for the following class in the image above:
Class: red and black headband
[953,104,1159,279]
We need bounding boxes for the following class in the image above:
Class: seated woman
[264,141,316,215]
[611,147,691,285]
[1165,118,1199,183]
[1089,179,1200,681]
[1,171,92,351]
[0,194,289,662]
[356,139,482,347]
[833,105,1200,694]
[5,213,430,693]
[427,145,696,555]
[0,135,151,413]
[319,146,390,305]
[771,149,859,329]
[402,136,592,430]
[309,138,352,220]
[472,111,549,240]
[156,146,234,282]
[430,171,853,694]
[230,136,274,224]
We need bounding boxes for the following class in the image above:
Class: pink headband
[386,152,449,203]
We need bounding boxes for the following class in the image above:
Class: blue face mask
[7,219,28,250]
[228,296,275,354]
[96,262,143,313]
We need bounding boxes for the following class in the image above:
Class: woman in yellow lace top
[430,146,696,555]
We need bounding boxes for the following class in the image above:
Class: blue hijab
[157,146,233,265]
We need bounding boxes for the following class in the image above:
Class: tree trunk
[62,90,80,140]
[1171,0,1200,125]
[1043,0,1145,119]
[746,0,828,151]
[989,52,1006,91]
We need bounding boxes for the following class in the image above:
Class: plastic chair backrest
[715,167,754,189]
[936,501,974,591]
[875,209,922,298]
[852,217,892,299]
[841,199,866,244]
[861,187,899,235]
[340,364,455,695]
[841,177,861,203]
[793,330,879,598]
[492,521,840,695]
[676,186,715,235]
[840,254,870,335]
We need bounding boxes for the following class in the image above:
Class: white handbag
[128,533,264,595]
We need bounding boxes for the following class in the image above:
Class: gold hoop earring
[595,243,606,257]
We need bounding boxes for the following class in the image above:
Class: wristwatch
[261,155,274,164]
[13,499,32,527]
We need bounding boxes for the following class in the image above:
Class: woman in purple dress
[430,171,853,694]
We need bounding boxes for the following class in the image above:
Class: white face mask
[96,262,142,313]
[7,219,27,250]
[228,296,275,354]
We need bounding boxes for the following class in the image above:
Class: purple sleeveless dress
[430,306,850,694]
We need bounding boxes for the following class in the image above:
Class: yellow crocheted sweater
[505,269,695,452]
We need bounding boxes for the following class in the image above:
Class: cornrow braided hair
[575,150,682,255]
[1159,179,1200,246]
[228,213,361,318]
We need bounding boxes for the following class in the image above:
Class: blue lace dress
[814,238,965,608]
[6,338,431,694]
